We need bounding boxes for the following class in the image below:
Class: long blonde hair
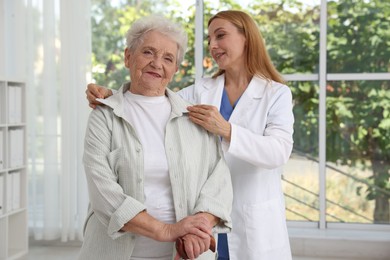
[208,10,284,84]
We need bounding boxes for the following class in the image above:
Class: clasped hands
[169,214,216,260]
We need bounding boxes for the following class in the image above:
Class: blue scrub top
[220,87,240,121]
[217,87,241,260]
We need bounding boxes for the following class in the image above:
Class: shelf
[0,79,28,259]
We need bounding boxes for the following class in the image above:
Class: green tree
[249,0,390,223]
[241,0,389,222]
[326,0,390,223]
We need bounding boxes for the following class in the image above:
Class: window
[89,0,390,228]
[202,0,390,226]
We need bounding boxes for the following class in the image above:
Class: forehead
[208,18,235,35]
[139,31,178,54]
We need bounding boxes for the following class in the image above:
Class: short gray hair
[126,15,188,66]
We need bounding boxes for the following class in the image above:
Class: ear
[124,48,131,68]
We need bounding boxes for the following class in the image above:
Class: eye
[143,50,153,55]
[216,33,225,39]
[164,56,174,63]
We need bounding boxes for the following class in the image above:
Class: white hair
[126,15,188,66]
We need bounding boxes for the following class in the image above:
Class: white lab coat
[179,74,294,260]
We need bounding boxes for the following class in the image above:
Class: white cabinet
[0,80,28,260]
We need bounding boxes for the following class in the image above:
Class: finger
[88,83,104,98]
[188,115,206,128]
[188,112,206,123]
[98,87,110,98]
[188,104,213,110]
[180,216,213,238]
[174,252,181,260]
[193,239,202,257]
[199,236,209,253]
[187,106,208,115]
[86,90,99,102]
[188,227,210,239]
[188,113,214,127]
[184,239,195,259]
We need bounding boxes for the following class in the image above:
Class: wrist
[222,123,231,142]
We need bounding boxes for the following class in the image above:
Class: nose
[208,38,217,49]
[150,57,162,69]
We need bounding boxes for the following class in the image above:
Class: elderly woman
[79,15,232,260]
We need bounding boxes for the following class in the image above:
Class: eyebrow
[207,27,225,39]
[143,45,176,58]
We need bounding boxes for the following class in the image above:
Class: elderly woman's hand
[86,83,113,109]
[187,104,232,142]
[175,234,216,259]
[161,214,213,242]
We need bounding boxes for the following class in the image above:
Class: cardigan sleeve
[191,133,233,233]
[83,107,146,239]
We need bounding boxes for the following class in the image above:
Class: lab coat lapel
[229,76,267,123]
[199,75,225,108]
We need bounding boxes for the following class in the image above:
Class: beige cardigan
[79,83,232,260]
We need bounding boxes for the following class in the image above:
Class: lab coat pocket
[243,199,288,254]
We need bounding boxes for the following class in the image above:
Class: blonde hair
[208,10,284,84]
[126,15,188,66]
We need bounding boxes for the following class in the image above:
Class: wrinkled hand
[187,105,231,141]
[175,234,216,259]
[86,83,113,109]
[160,214,213,242]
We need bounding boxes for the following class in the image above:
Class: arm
[84,108,212,240]
[223,86,294,168]
[121,211,213,242]
[187,85,294,169]
[191,133,233,233]
[83,107,146,239]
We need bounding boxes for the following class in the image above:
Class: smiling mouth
[214,53,225,60]
[146,72,162,78]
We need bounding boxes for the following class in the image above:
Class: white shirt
[123,91,175,260]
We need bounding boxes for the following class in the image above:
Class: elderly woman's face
[125,30,178,96]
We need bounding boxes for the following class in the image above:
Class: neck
[129,83,166,97]
[224,69,252,90]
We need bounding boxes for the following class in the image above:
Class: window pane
[326,80,390,224]
[327,1,390,73]
[284,81,320,222]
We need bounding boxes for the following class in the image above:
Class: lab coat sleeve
[83,107,146,239]
[222,86,294,169]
